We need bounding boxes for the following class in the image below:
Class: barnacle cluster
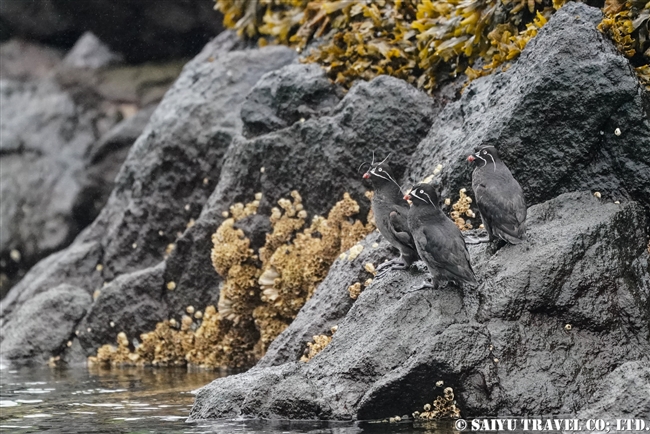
[300,325,337,362]
[347,262,377,300]
[412,386,462,420]
[88,332,138,367]
[254,192,373,351]
[450,188,475,231]
[214,0,559,92]
[90,192,373,368]
[598,0,650,89]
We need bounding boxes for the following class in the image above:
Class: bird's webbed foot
[375,257,401,272]
[375,257,412,279]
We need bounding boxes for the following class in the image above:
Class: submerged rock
[190,192,650,420]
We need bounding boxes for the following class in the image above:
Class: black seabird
[405,182,478,289]
[363,158,419,274]
[468,146,527,245]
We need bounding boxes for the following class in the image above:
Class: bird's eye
[483,150,487,155]
[378,168,383,172]
[419,189,423,193]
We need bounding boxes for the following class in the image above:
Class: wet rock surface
[189,191,650,420]
[163,64,438,320]
[573,361,650,424]
[258,231,392,368]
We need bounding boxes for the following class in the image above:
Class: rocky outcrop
[0,33,182,297]
[258,231,392,368]
[1,284,91,363]
[408,3,650,213]
[572,362,650,428]
[1,24,440,363]
[163,64,438,320]
[189,2,650,421]
[0,78,111,292]
[0,0,223,63]
[189,192,650,420]
[0,34,299,356]
[2,0,650,424]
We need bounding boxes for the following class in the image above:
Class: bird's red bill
[467,155,475,162]
[404,194,411,200]
[363,173,370,179]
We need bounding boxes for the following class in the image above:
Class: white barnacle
[348,244,364,261]
[9,249,21,262]
[614,128,621,136]
[259,267,280,292]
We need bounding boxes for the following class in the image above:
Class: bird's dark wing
[389,209,415,249]
[474,175,526,242]
[421,219,476,285]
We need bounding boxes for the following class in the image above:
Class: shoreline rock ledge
[190,3,650,421]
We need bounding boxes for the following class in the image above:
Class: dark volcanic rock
[573,361,650,426]
[0,0,223,63]
[76,263,166,354]
[74,105,157,229]
[164,72,439,318]
[1,284,91,363]
[241,63,344,138]
[0,36,298,360]
[408,2,650,214]
[190,192,650,420]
